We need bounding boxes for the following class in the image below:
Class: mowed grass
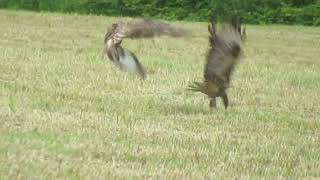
[0,10,320,179]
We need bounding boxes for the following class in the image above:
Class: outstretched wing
[103,19,189,79]
[106,19,188,41]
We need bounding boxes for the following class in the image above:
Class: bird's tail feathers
[187,81,219,97]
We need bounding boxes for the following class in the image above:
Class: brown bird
[188,17,246,109]
[103,19,189,79]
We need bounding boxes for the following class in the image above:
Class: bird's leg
[209,97,217,108]
[220,90,229,109]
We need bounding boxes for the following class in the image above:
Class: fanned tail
[187,81,206,92]
[187,81,219,97]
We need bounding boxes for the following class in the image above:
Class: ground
[0,10,320,179]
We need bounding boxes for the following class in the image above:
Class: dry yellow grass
[0,10,320,179]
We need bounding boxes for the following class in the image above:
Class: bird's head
[105,23,123,47]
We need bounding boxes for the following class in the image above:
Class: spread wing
[103,19,189,79]
[105,19,188,42]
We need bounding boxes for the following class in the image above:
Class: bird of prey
[188,17,246,109]
[103,19,189,79]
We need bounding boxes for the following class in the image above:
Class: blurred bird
[103,19,189,79]
[188,17,246,109]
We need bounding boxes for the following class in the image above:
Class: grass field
[0,10,320,179]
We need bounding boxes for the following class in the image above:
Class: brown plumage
[103,19,189,79]
[188,17,246,109]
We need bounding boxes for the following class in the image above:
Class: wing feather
[103,19,189,79]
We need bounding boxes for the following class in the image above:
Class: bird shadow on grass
[157,102,221,116]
